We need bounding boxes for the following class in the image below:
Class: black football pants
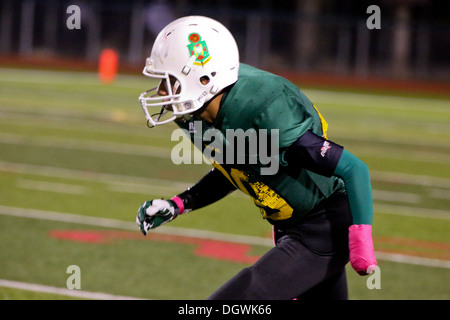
[208,192,352,300]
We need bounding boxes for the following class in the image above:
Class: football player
[136,16,377,300]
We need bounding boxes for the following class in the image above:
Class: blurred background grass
[1,0,449,301]
[0,68,448,299]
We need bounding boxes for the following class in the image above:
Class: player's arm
[136,168,236,235]
[284,130,377,275]
[333,150,377,275]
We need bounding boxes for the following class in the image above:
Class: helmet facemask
[139,58,215,127]
[139,60,197,127]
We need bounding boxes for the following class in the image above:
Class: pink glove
[348,224,377,275]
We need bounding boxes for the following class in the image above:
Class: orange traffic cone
[98,49,119,84]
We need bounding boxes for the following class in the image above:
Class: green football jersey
[175,63,344,226]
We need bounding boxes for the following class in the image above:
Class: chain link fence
[1,0,449,81]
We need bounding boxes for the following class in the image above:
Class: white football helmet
[139,16,240,127]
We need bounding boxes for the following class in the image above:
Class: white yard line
[0,205,448,269]
[0,205,273,247]
[429,188,450,200]
[16,179,87,195]
[371,170,450,189]
[303,88,450,114]
[0,279,145,300]
[0,160,448,214]
[372,190,421,204]
[0,160,191,191]
[2,129,450,165]
[374,204,450,221]
[0,132,171,158]
[0,67,147,89]
[1,68,449,112]
[374,253,450,270]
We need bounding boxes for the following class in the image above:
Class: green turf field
[0,67,449,300]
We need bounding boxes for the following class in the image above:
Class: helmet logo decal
[187,33,211,66]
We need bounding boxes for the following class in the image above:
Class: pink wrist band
[348,224,377,275]
[170,196,185,215]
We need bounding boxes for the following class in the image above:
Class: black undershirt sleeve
[177,168,237,211]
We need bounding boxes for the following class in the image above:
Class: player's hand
[348,224,377,275]
[136,199,179,235]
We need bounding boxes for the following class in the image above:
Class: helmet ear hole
[200,75,210,85]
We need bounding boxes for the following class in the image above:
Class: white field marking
[0,279,145,300]
[107,180,248,199]
[0,68,100,84]
[0,205,449,269]
[374,253,450,270]
[331,131,450,150]
[0,113,169,140]
[3,128,447,165]
[10,164,428,203]
[2,127,450,185]
[0,160,191,191]
[0,67,149,89]
[108,181,183,195]
[116,181,418,204]
[1,105,449,150]
[16,179,86,195]
[372,190,421,204]
[110,182,420,203]
[1,68,449,112]
[8,161,424,205]
[429,188,450,200]
[356,148,450,165]
[371,170,450,189]
[0,159,247,199]
[0,205,274,247]
[375,204,450,221]
[303,89,450,114]
[1,69,449,138]
[0,160,448,213]
[0,132,171,159]
[0,159,438,206]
